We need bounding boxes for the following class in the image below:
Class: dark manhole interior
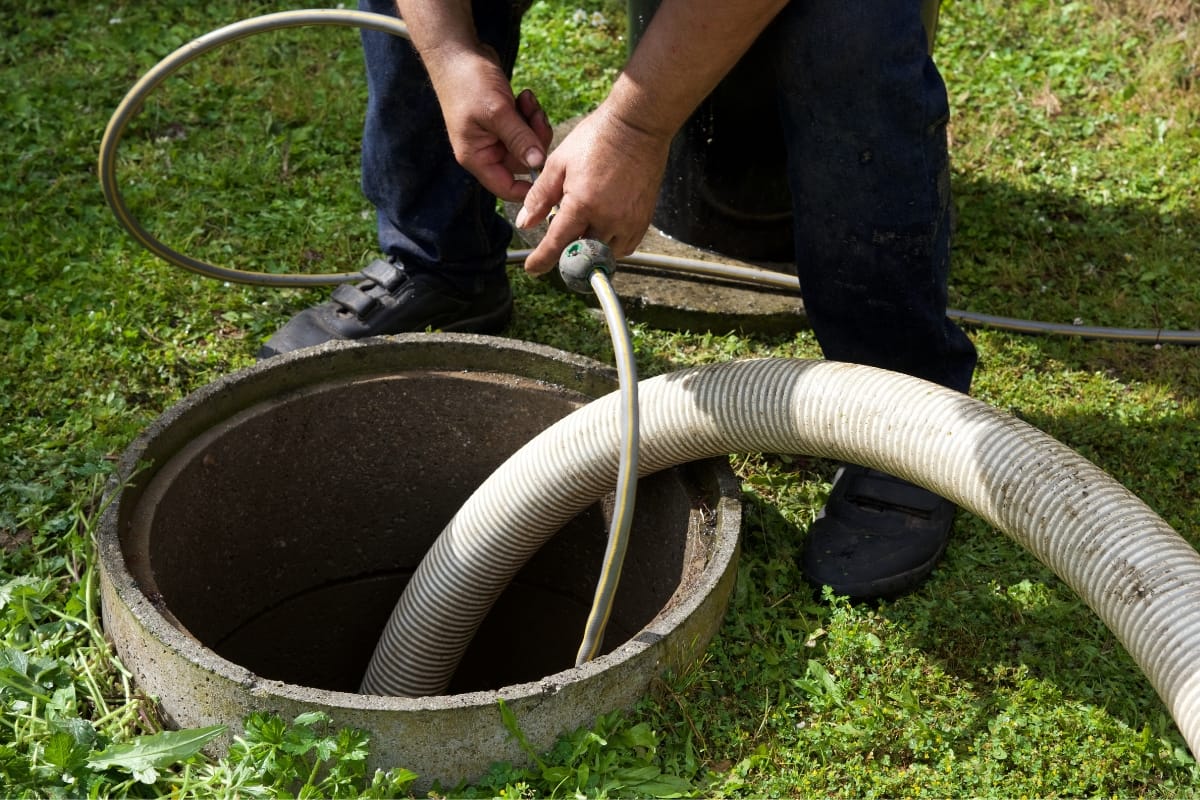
[126,369,719,694]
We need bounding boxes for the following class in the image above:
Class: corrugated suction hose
[360,358,1200,758]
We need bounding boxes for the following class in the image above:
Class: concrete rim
[97,333,741,784]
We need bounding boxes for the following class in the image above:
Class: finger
[611,229,644,259]
[502,150,536,175]
[523,205,591,275]
[493,100,546,171]
[515,88,538,120]
[473,161,532,203]
[514,162,565,229]
[516,88,553,150]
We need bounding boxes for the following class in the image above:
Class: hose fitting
[559,238,616,294]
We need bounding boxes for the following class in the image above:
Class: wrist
[601,73,681,145]
[420,46,502,112]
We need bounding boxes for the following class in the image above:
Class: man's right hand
[515,102,671,275]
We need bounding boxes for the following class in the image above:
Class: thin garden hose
[97,9,407,287]
[574,269,639,666]
[551,249,1200,346]
[531,204,641,666]
[358,357,1200,760]
[97,10,1200,344]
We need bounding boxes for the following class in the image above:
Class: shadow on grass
[950,172,1199,337]
[511,225,1198,745]
[887,401,1198,747]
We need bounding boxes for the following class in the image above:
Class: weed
[176,711,418,799]
[458,700,694,798]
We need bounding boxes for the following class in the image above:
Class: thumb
[496,105,546,171]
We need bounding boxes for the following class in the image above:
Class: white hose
[359,358,1200,757]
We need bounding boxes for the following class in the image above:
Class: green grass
[3,0,1199,796]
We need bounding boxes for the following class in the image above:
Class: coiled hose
[97,9,1200,345]
[358,357,1200,759]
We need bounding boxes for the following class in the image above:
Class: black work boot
[257,259,512,359]
[801,464,956,601]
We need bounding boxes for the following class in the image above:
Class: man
[260,0,978,601]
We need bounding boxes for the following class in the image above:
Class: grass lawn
[2,0,1199,796]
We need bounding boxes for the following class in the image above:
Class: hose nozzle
[559,238,615,294]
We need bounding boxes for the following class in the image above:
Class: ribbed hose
[358,358,1200,758]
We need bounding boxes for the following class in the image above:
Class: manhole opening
[124,369,712,694]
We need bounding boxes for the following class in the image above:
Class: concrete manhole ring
[98,333,741,789]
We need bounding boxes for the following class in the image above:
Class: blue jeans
[358,0,521,287]
[359,0,977,392]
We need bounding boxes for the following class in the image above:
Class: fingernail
[524,147,544,169]
[515,207,530,228]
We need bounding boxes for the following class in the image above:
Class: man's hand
[397,0,785,273]
[515,104,670,274]
[425,48,552,202]
[513,0,787,275]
